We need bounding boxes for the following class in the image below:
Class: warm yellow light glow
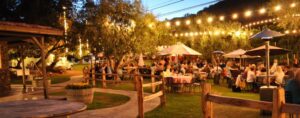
[219,16,225,21]
[290,3,296,8]
[185,20,191,25]
[175,33,178,37]
[207,17,213,23]
[232,13,238,19]
[274,5,281,11]
[292,30,297,33]
[285,30,290,34]
[196,19,202,24]
[165,22,171,27]
[244,10,252,17]
[259,8,266,14]
[175,21,181,26]
[148,23,153,28]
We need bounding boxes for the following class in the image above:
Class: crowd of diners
[87,56,300,105]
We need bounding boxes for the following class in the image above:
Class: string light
[185,20,191,25]
[165,22,171,27]
[196,19,202,24]
[207,17,214,23]
[175,21,181,26]
[232,13,238,19]
[244,10,252,17]
[274,5,282,11]
[219,16,225,21]
[172,29,300,37]
[290,3,296,8]
[259,8,266,14]
[163,3,299,27]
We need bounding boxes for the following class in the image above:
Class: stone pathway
[0,74,161,118]
[73,88,160,118]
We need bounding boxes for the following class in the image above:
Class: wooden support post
[102,70,107,88]
[91,59,96,87]
[134,70,138,91]
[151,70,155,93]
[272,87,286,118]
[202,83,213,118]
[136,75,144,118]
[160,76,166,106]
[40,37,49,99]
[21,51,27,93]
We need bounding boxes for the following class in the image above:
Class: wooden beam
[142,81,162,88]
[0,24,63,36]
[207,94,273,111]
[272,88,286,118]
[282,103,300,114]
[32,37,43,49]
[143,91,163,102]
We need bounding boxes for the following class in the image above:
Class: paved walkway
[73,88,160,118]
[0,74,161,118]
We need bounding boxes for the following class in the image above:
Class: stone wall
[0,41,10,96]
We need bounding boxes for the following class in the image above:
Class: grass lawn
[50,92,130,110]
[94,79,263,118]
[72,64,89,71]
[145,93,202,118]
[11,75,70,85]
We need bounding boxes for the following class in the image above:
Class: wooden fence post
[160,76,166,106]
[102,70,107,88]
[202,83,213,118]
[272,87,286,118]
[134,70,138,91]
[151,70,156,93]
[136,75,144,118]
[92,63,96,87]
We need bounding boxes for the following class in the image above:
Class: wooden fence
[136,74,166,118]
[84,69,159,93]
[201,83,300,118]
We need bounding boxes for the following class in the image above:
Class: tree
[170,13,252,60]
[80,0,173,70]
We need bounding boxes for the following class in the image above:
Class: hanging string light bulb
[63,6,68,53]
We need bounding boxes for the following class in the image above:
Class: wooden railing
[83,69,166,118]
[136,75,166,118]
[84,69,159,92]
[201,83,300,118]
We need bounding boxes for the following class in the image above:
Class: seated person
[273,66,285,86]
[285,69,300,104]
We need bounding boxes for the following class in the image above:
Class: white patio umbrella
[159,42,202,56]
[223,49,246,58]
[250,28,285,87]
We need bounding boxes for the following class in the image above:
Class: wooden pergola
[0,21,63,99]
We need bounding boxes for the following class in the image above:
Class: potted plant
[65,83,94,104]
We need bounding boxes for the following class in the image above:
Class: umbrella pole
[239,55,242,69]
[266,41,270,87]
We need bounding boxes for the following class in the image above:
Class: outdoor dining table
[170,74,193,92]
[0,99,87,118]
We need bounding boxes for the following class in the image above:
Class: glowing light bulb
[259,8,266,14]
[290,3,296,8]
[219,16,225,21]
[244,10,252,17]
[196,19,202,24]
[274,5,281,11]
[165,22,170,27]
[207,17,213,23]
[185,20,191,25]
[232,13,238,19]
[175,21,181,26]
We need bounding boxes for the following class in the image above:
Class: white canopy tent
[159,42,202,56]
